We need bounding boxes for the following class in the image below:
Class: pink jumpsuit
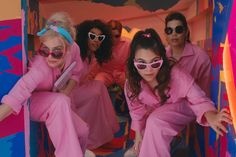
[71,56,120,149]
[1,43,89,157]
[124,66,216,157]
[166,42,211,96]
[94,38,130,88]
[166,42,212,153]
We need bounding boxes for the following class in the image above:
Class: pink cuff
[131,119,146,132]
[196,105,217,126]
[70,75,79,82]
[1,95,23,114]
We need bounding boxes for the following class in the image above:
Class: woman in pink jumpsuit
[94,20,131,89]
[0,12,89,157]
[72,19,119,149]
[124,29,231,157]
[165,11,211,96]
[164,12,212,156]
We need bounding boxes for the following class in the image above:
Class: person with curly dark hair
[123,28,231,157]
[94,20,131,89]
[71,19,119,149]
[76,19,112,65]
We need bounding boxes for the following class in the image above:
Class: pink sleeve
[196,56,211,97]
[70,42,84,82]
[1,56,49,114]
[124,81,148,132]
[186,81,216,126]
[173,68,217,126]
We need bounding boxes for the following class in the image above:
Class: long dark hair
[76,19,112,64]
[127,28,171,104]
[165,12,191,42]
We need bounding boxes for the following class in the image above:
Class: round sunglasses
[134,59,163,70]
[88,32,106,42]
[165,25,185,35]
[38,48,64,59]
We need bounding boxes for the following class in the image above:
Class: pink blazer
[166,43,211,96]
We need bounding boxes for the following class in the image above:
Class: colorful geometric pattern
[207,0,236,156]
[0,18,25,157]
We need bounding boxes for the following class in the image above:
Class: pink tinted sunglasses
[134,59,163,70]
[38,47,64,59]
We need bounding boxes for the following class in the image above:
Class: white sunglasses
[88,32,106,42]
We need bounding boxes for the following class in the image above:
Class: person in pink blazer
[0,12,91,157]
[164,11,212,155]
[124,29,231,157]
[165,11,211,96]
[94,20,131,89]
[73,19,119,149]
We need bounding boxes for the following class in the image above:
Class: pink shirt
[166,43,211,96]
[1,42,83,114]
[124,66,216,133]
[100,38,130,75]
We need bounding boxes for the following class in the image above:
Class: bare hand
[59,88,71,96]
[204,108,232,136]
[0,104,13,121]
[132,131,142,154]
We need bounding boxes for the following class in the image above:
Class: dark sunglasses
[165,25,185,35]
[134,59,163,70]
[38,48,64,59]
[88,32,105,42]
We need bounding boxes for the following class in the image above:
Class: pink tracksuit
[1,43,89,157]
[94,38,130,88]
[124,66,216,157]
[71,55,120,149]
[166,42,211,96]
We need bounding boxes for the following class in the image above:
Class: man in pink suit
[94,20,131,89]
[0,12,91,157]
[124,29,231,157]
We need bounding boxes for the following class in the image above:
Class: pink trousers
[71,80,119,149]
[30,92,89,157]
[139,102,195,157]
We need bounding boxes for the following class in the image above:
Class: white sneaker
[85,149,96,157]
[124,148,137,157]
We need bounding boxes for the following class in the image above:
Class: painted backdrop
[207,0,236,156]
[0,0,28,157]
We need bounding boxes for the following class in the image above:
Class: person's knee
[53,93,71,108]
[79,122,89,138]
[95,73,113,87]
[146,113,165,133]
[94,73,105,81]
